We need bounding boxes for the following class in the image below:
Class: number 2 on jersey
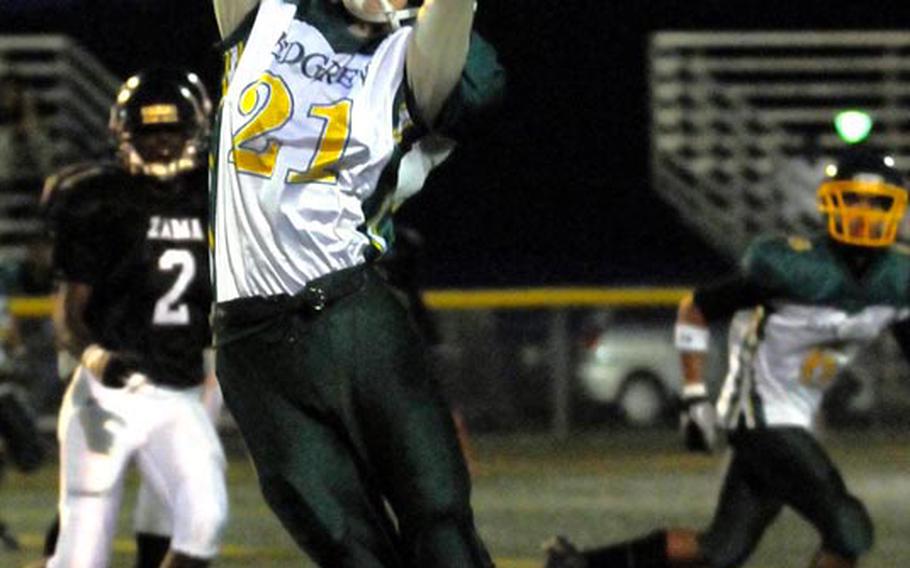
[153,249,196,326]
[231,73,352,184]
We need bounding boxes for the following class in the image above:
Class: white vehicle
[576,314,893,428]
[576,321,726,427]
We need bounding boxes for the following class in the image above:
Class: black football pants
[698,426,873,567]
[214,267,492,568]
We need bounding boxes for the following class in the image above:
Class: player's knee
[171,513,226,559]
[408,512,490,567]
[824,496,874,559]
[259,475,342,540]
[258,474,349,557]
[404,483,472,530]
[196,492,229,539]
[259,474,303,522]
[172,487,228,557]
[400,488,484,559]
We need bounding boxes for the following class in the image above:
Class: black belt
[213,264,370,331]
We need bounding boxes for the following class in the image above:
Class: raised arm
[406,0,475,127]
[212,0,261,39]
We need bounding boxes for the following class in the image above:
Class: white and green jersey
[716,235,910,431]
[212,0,414,302]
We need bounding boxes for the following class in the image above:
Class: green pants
[699,426,873,567]
[214,266,492,568]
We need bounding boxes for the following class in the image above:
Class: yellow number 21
[231,73,352,185]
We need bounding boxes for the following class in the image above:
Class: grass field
[2,428,910,567]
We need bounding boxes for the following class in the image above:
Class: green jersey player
[209,1,503,566]
[546,149,910,568]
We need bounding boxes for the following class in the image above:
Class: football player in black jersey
[41,69,227,568]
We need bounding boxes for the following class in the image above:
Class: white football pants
[48,366,228,568]
[133,371,224,537]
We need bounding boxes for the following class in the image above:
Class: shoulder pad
[892,242,910,256]
[41,161,125,227]
[744,233,788,257]
[745,233,811,258]
[41,161,122,209]
[740,233,799,279]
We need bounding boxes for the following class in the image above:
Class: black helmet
[109,68,212,180]
[827,148,905,187]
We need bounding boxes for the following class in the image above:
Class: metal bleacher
[650,31,910,259]
[0,34,118,262]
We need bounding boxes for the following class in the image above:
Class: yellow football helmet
[817,150,908,247]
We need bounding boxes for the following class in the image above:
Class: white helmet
[341,0,420,30]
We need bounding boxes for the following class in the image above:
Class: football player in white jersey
[210,0,503,566]
[545,149,910,568]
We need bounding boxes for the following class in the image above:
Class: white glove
[680,384,718,453]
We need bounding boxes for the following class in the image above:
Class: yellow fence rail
[8,287,692,318]
[422,287,690,310]
[10,296,54,318]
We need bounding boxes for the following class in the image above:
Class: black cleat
[543,535,587,568]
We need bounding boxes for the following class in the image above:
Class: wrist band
[683,383,708,399]
[674,323,710,352]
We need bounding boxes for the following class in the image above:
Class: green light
[834,110,873,144]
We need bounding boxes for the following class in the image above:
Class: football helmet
[341,0,420,30]
[817,149,909,247]
[109,68,212,181]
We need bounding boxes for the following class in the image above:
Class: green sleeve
[740,235,787,293]
[432,31,507,140]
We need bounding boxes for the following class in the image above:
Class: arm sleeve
[431,32,507,141]
[692,275,777,323]
[692,235,789,322]
[693,237,786,323]
[49,193,108,285]
[405,0,476,127]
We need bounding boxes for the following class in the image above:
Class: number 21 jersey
[213,0,414,302]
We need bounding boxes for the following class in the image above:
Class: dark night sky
[3,0,905,288]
